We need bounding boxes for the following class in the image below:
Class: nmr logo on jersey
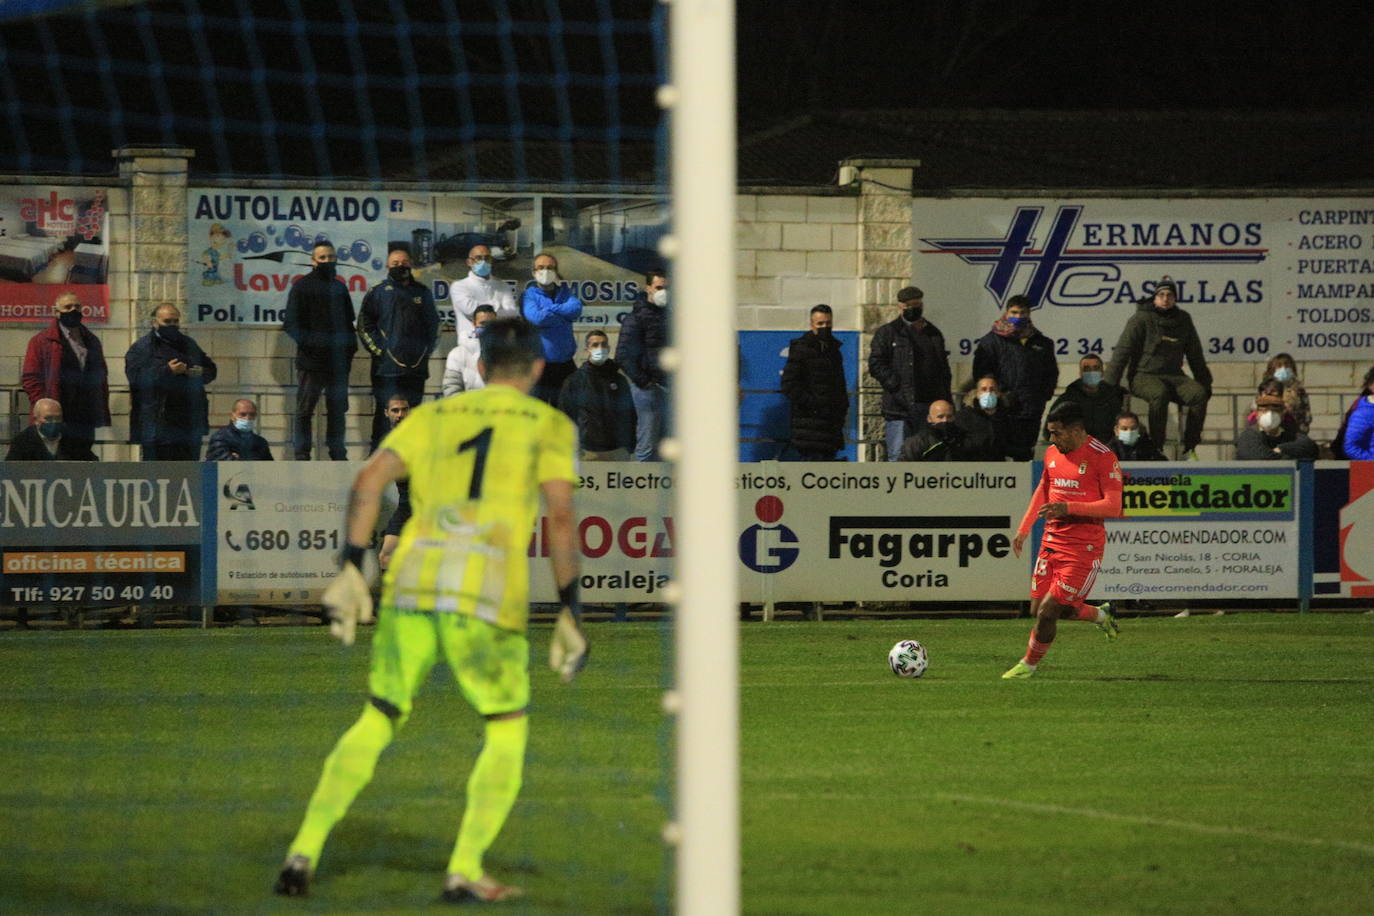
[739,496,800,573]
[919,205,1268,308]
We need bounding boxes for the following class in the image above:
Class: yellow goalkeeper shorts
[368,608,530,723]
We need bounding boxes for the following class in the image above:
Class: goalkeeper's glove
[323,544,374,646]
[549,581,589,683]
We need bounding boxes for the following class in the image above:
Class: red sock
[1074,603,1101,622]
[1023,628,1054,667]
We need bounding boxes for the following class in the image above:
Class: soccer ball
[888,640,929,678]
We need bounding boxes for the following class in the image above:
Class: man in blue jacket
[358,249,439,451]
[125,303,218,460]
[615,269,670,461]
[522,251,583,405]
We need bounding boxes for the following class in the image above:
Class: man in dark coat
[126,303,218,461]
[971,295,1058,461]
[5,399,96,461]
[898,400,968,461]
[20,292,110,457]
[1106,411,1166,461]
[1045,354,1126,444]
[283,242,357,460]
[615,269,670,461]
[559,330,637,460]
[1235,394,1319,460]
[205,399,274,461]
[953,376,1019,461]
[780,304,849,460]
[358,248,439,451]
[1104,277,1213,458]
[868,286,952,461]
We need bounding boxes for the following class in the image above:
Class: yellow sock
[288,703,394,864]
[448,714,529,878]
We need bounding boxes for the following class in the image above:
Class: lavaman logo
[222,477,255,510]
[738,496,799,573]
[920,205,1268,308]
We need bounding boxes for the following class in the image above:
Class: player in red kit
[1003,401,1124,679]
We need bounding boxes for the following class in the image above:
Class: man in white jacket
[448,244,518,342]
[443,305,495,396]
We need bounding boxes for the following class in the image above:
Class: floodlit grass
[2,613,1371,914]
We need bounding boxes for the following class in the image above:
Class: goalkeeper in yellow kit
[274,316,587,904]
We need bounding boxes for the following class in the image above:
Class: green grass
[2,613,1372,914]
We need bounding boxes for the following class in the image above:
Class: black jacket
[868,316,952,421]
[358,277,439,379]
[125,328,218,447]
[971,327,1059,422]
[558,360,637,452]
[615,298,670,389]
[1107,436,1167,462]
[1046,379,1128,443]
[1234,426,1318,461]
[283,267,358,374]
[780,331,848,455]
[205,423,274,461]
[4,426,97,461]
[954,399,1018,461]
[898,422,968,461]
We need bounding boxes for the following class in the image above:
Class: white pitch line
[936,793,1374,856]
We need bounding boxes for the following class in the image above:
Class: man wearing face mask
[615,269,671,461]
[5,399,96,461]
[21,292,110,458]
[283,242,357,461]
[442,305,496,396]
[869,286,952,462]
[971,295,1058,461]
[448,244,518,342]
[1045,354,1126,445]
[897,400,968,461]
[1235,394,1318,460]
[126,303,218,461]
[359,249,440,451]
[1106,411,1165,462]
[780,304,849,460]
[522,252,584,406]
[559,330,637,460]
[954,375,1017,461]
[206,399,274,461]
[1105,277,1212,459]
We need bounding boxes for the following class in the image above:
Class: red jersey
[1019,437,1124,552]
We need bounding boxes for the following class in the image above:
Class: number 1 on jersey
[457,427,493,499]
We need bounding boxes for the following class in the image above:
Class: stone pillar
[844,157,919,461]
[114,147,194,325]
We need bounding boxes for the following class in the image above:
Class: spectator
[20,292,110,457]
[1332,366,1374,459]
[1258,353,1311,434]
[971,294,1058,460]
[779,304,848,461]
[1236,394,1318,460]
[898,400,967,461]
[206,399,274,461]
[1106,410,1166,461]
[443,305,496,396]
[523,251,583,405]
[4,398,95,461]
[558,330,636,460]
[1104,277,1212,459]
[1045,354,1126,444]
[1244,378,1297,430]
[358,249,439,451]
[1341,366,1374,460]
[126,303,218,461]
[615,269,671,460]
[868,286,952,461]
[377,395,413,571]
[283,242,356,461]
[954,375,1017,461]
[448,243,518,342]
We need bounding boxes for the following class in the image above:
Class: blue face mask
[233,418,254,432]
[1005,315,1026,329]
[471,259,492,279]
[1082,370,1103,387]
[978,391,999,410]
[1273,367,1294,383]
[39,420,63,439]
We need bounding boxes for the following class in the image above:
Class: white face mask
[1117,428,1139,446]
[534,268,556,286]
[1258,410,1282,431]
[977,391,998,410]
[588,347,608,365]
[650,288,669,307]
[1273,367,1294,383]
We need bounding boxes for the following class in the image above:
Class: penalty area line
[936,793,1374,856]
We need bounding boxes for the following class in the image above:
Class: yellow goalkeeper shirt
[378,383,577,630]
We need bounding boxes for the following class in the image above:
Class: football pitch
[2,613,1372,914]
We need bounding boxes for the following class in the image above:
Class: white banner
[913,197,1374,362]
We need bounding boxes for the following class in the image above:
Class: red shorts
[1029,547,1100,607]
